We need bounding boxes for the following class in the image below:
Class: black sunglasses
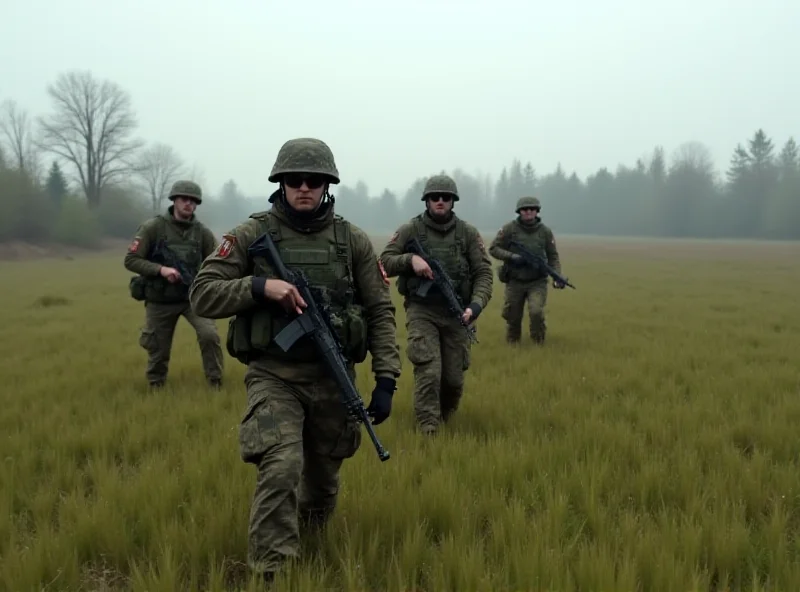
[428,194,453,203]
[283,174,327,190]
[519,207,540,213]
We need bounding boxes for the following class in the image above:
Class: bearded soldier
[188,138,401,583]
[379,174,493,436]
[124,180,224,388]
[489,196,564,344]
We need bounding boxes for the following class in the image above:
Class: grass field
[1,236,799,591]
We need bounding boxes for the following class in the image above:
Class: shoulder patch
[388,231,399,244]
[217,233,236,258]
[477,235,485,251]
[377,258,390,286]
[128,237,141,253]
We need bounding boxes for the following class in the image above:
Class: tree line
[1,69,798,247]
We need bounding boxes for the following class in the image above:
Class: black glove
[510,254,524,266]
[466,302,482,320]
[366,377,395,425]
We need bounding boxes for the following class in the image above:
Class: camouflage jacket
[124,206,217,277]
[379,211,494,314]
[189,198,402,381]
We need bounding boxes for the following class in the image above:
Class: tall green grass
[1,238,799,591]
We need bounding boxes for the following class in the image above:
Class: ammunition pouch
[129,276,147,301]
[225,302,369,366]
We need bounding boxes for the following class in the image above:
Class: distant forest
[1,70,798,246]
[201,129,800,242]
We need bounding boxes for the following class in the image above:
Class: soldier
[188,138,401,584]
[488,196,565,345]
[124,180,224,388]
[379,174,493,436]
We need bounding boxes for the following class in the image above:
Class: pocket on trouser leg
[138,329,158,353]
[239,395,282,464]
[328,420,362,460]
[406,332,435,366]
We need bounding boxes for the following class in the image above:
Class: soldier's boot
[261,571,276,588]
[440,384,463,423]
[530,314,546,344]
[299,505,334,533]
[505,322,522,344]
[208,378,222,390]
[149,379,165,390]
[418,423,439,436]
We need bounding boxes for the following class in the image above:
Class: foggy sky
[2,0,798,199]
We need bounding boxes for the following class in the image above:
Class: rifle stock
[247,232,390,462]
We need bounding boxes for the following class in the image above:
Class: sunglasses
[428,194,453,203]
[283,174,327,189]
[519,207,540,213]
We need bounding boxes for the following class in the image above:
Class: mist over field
[1,1,798,250]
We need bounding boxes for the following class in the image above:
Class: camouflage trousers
[501,279,548,343]
[238,363,362,577]
[405,302,472,432]
[138,300,223,385]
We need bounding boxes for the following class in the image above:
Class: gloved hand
[366,377,395,425]
[510,254,524,266]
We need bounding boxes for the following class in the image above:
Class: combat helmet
[169,180,203,204]
[515,196,541,213]
[421,174,459,201]
[268,137,340,184]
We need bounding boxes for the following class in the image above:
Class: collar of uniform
[166,205,195,227]
[271,194,335,234]
[422,209,457,233]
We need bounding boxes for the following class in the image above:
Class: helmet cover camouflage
[515,196,541,212]
[268,137,340,184]
[169,180,203,204]
[421,174,460,201]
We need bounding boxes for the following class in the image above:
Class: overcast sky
[2,0,797,199]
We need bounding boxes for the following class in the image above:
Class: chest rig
[141,217,202,303]
[226,211,368,365]
[499,220,549,284]
[397,215,472,306]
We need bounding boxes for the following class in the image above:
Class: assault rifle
[152,240,196,287]
[403,237,479,344]
[248,232,391,462]
[507,239,576,289]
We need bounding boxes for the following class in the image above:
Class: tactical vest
[499,220,549,283]
[396,216,472,306]
[136,217,203,303]
[226,211,368,365]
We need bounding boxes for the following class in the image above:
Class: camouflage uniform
[124,180,223,387]
[380,175,493,435]
[188,138,401,581]
[488,196,563,344]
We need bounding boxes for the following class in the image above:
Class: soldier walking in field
[124,180,224,389]
[488,196,565,345]
[188,138,401,584]
[379,174,493,436]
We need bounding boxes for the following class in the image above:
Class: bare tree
[0,99,41,180]
[37,70,143,208]
[134,143,185,213]
[670,141,715,176]
[186,162,208,191]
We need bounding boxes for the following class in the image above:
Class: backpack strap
[332,215,354,284]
